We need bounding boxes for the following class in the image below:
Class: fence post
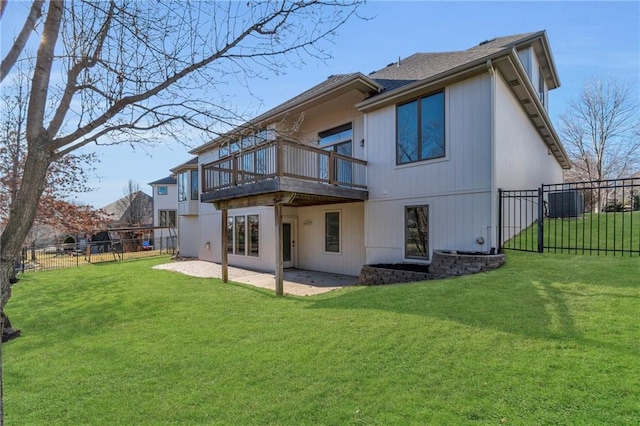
[537,185,544,253]
[497,189,503,253]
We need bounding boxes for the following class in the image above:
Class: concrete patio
[153,260,358,296]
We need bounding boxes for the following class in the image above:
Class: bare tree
[560,78,640,184]
[0,0,362,420]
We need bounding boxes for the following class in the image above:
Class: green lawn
[505,211,640,254]
[5,252,640,425]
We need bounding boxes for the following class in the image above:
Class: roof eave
[495,51,570,169]
[191,73,383,155]
[356,49,511,112]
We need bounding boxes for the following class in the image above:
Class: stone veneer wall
[358,250,506,285]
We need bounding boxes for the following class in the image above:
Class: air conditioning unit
[548,190,584,218]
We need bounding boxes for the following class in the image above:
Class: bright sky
[3,1,640,208]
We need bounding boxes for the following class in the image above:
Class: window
[325,212,340,253]
[156,186,168,195]
[319,123,353,183]
[190,170,199,200]
[177,171,188,202]
[227,216,233,254]
[159,210,176,227]
[538,67,545,107]
[227,214,260,256]
[405,205,429,259]
[396,91,445,165]
[234,216,246,254]
[248,215,259,257]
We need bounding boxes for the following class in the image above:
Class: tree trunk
[0,140,51,424]
[1,144,51,305]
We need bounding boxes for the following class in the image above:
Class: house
[99,191,153,227]
[148,175,178,251]
[170,158,199,257]
[172,30,569,293]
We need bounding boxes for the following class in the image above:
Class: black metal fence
[14,235,177,274]
[499,178,640,256]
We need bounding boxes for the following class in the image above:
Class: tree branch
[0,0,44,82]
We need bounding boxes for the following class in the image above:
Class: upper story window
[178,170,199,202]
[190,170,198,200]
[319,123,352,156]
[156,186,168,196]
[218,128,275,159]
[177,171,188,202]
[396,91,445,165]
[538,68,546,107]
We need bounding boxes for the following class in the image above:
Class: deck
[201,139,368,208]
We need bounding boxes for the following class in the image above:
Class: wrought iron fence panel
[499,178,640,256]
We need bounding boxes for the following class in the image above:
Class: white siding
[296,202,365,276]
[151,183,177,226]
[365,192,492,265]
[363,74,494,263]
[365,74,492,200]
[178,216,200,258]
[494,70,563,190]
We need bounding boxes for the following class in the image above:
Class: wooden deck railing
[202,139,367,193]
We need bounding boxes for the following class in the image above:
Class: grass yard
[505,211,640,254]
[4,252,640,425]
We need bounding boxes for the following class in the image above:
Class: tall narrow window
[538,68,545,107]
[234,216,246,255]
[325,212,340,253]
[190,170,199,200]
[227,216,233,254]
[396,91,445,165]
[177,171,188,202]
[248,215,259,257]
[405,206,429,259]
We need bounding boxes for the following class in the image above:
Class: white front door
[282,220,296,268]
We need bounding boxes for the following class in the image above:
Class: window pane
[159,210,167,226]
[319,123,352,147]
[178,172,187,202]
[397,100,419,164]
[157,186,167,195]
[234,216,245,255]
[405,206,429,259]
[227,217,233,254]
[420,92,445,160]
[220,143,229,158]
[325,212,340,253]
[190,170,199,200]
[168,211,176,227]
[248,215,259,257]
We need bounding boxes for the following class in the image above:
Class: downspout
[487,59,498,253]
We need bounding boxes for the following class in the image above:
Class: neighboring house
[170,158,200,257]
[167,31,569,290]
[148,175,178,250]
[100,191,153,227]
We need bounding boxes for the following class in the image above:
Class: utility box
[548,190,584,218]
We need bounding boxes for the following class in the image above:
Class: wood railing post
[328,151,335,185]
[232,156,238,186]
[277,140,284,177]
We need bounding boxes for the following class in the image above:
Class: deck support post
[221,207,228,283]
[274,202,284,296]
